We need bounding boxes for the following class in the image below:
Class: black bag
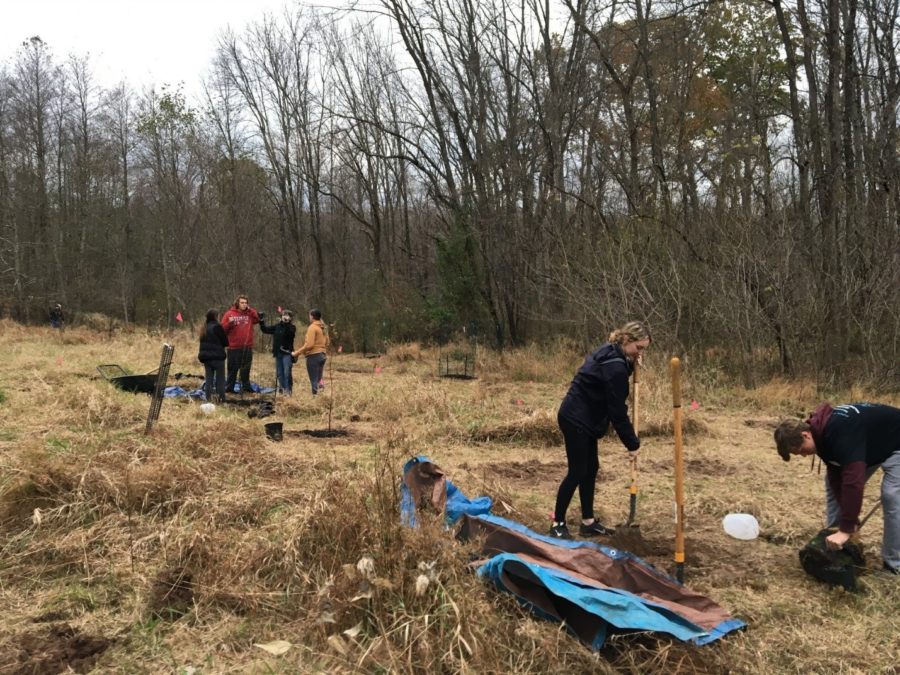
[799,528,866,592]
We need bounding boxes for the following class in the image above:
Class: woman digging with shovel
[549,321,651,540]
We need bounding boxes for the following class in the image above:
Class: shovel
[616,362,643,543]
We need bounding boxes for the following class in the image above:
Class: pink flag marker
[175,312,183,322]
[337,345,343,353]
[374,366,382,374]
[690,400,700,411]
[277,306,283,313]
[515,399,524,406]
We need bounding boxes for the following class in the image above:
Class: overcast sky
[0,0,294,93]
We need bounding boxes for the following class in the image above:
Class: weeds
[0,321,898,672]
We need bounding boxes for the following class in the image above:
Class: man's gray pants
[825,451,900,570]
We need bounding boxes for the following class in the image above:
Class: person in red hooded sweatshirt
[775,403,900,575]
[221,294,262,395]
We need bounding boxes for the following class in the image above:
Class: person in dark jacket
[260,309,297,395]
[550,321,652,539]
[49,303,64,329]
[775,403,900,574]
[198,309,229,403]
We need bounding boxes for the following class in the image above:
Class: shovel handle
[632,361,640,435]
[631,362,640,493]
[671,357,685,583]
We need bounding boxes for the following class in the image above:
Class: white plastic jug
[200,402,216,414]
[722,513,759,540]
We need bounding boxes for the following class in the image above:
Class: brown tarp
[402,459,448,515]
[459,514,738,643]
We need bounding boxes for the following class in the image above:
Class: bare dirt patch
[647,456,735,476]
[743,417,780,430]
[1,624,112,674]
[606,530,671,558]
[477,458,550,482]
[287,428,352,439]
[471,411,560,446]
[148,567,194,619]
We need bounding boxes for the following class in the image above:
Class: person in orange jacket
[292,308,329,395]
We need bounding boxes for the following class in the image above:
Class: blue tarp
[164,382,276,399]
[400,456,493,526]
[400,457,745,649]
[474,515,746,648]
[164,386,205,399]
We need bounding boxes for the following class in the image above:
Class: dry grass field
[0,320,898,674]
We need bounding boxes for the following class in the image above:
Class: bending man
[774,402,900,575]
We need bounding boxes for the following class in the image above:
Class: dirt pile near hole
[646,456,734,476]
[1,624,111,674]
[287,428,351,439]
[640,415,710,437]
[743,417,780,429]
[149,567,195,619]
[607,530,670,558]
[472,411,561,446]
[477,459,551,483]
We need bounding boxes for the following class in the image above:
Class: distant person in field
[49,303,64,329]
[775,403,900,575]
[549,321,651,540]
[260,309,297,396]
[292,308,329,395]
[222,295,262,394]
[198,309,229,403]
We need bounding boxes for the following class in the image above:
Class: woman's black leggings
[553,414,601,522]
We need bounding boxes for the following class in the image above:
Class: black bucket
[264,422,283,441]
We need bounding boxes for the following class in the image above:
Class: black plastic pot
[264,422,283,441]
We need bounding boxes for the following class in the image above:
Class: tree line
[1,0,898,384]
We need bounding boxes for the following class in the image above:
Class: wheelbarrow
[97,364,159,394]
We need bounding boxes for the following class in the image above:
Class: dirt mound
[640,415,710,437]
[287,428,351,439]
[743,417,780,429]
[607,530,670,558]
[2,624,111,674]
[472,411,561,446]
[647,456,734,476]
[149,567,194,619]
[478,459,550,482]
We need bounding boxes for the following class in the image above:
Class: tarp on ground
[460,513,745,648]
[164,382,276,399]
[400,457,744,649]
[400,456,493,526]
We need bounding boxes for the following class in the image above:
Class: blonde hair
[608,321,652,345]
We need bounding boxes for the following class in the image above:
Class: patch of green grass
[45,437,71,454]
[49,583,98,613]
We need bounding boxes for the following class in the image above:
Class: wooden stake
[671,357,685,583]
